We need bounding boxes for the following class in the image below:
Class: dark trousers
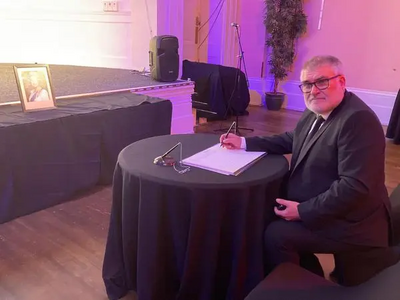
[263,219,372,278]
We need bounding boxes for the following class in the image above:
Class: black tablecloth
[102,133,289,300]
[0,92,172,223]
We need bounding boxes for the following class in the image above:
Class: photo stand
[13,64,57,112]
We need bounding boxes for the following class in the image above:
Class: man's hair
[301,55,344,75]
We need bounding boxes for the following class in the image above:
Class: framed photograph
[13,64,56,112]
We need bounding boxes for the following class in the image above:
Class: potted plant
[263,0,307,110]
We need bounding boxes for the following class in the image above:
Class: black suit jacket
[246,90,391,247]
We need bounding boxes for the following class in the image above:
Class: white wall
[157,0,184,77]
[132,0,158,71]
[0,0,160,70]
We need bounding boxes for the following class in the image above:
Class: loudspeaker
[149,35,179,82]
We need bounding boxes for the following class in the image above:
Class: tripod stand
[214,23,253,136]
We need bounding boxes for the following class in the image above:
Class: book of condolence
[181,144,266,176]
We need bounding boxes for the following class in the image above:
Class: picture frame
[13,64,56,112]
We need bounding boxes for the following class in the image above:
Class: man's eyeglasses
[299,75,342,93]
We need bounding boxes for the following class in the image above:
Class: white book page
[182,144,266,175]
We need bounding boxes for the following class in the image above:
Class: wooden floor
[0,106,398,300]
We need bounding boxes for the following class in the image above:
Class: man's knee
[263,220,305,270]
[263,219,294,250]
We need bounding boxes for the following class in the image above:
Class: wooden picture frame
[13,64,56,112]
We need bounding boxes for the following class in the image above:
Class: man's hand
[274,198,300,221]
[219,133,242,149]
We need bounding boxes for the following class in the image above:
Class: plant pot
[265,92,284,111]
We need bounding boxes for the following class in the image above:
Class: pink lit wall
[289,0,400,93]
[241,0,400,93]
[239,0,265,78]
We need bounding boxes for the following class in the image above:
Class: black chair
[181,60,250,120]
[386,89,400,144]
[329,184,400,286]
[245,245,400,300]
[389,184,400,246]
[191,72,220,122]
[246,185,400,299]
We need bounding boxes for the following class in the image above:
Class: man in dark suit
[220,55,397,283]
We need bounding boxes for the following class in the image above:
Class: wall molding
[0,54,131,69]
[0,8,133,69]
[0,10,132,23]
[249,77,397,125]
[59,54,131,69]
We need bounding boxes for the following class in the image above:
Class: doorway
[182,0,240,66]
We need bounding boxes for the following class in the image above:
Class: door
[183,0,241,66]
[183,0,209,62]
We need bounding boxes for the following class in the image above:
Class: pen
[220,121,236,147]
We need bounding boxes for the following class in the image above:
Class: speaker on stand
[149,35,179,82]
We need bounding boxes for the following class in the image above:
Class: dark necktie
[302,115,325,149]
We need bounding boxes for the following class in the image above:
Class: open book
[181,144,266,176]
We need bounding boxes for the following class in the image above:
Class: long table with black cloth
[0,91,172,223]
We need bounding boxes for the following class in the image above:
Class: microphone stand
[214,24,253,135]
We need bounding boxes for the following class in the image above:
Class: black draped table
[0,92,172,223]
[102,133,289,300]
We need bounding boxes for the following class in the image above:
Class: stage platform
[0,63,196,223]
[0,63,194,134]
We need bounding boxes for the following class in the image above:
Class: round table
[102,133,289,300]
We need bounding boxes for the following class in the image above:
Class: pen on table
[220,121,236,147]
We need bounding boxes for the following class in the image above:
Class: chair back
[389,184,400,246]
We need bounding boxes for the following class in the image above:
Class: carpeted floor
[0,63,174,104]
